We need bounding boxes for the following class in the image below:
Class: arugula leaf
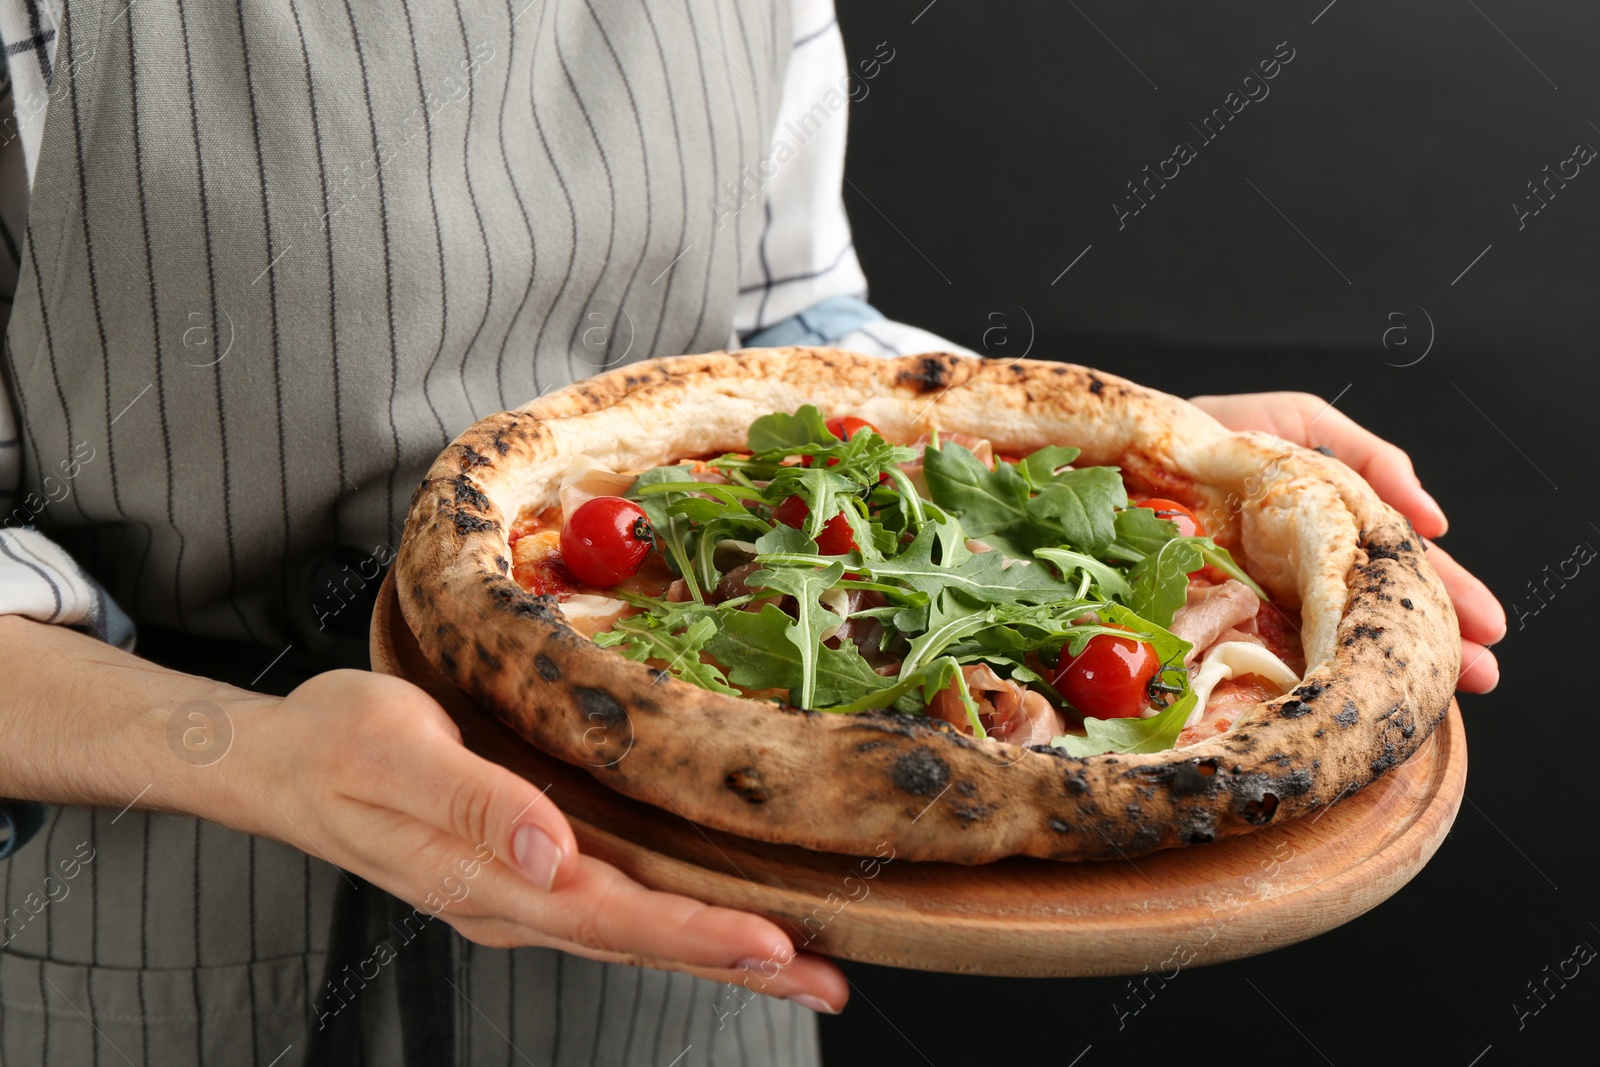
[753,523,816,555]
[1018,444,1081,487]
[1196,541,1268,600]
[920,442,1033,542]
[1092,601,1193,665]
[824,655,966,719]
[860,522,1077,607]
[1105,506,1176,562]
[1052,690,1197,756]
[1125,537,1206,628]
[898,598,997,676]
[747,405,834,453]
[740,561,844,710]
[703,601,891,708]
[627,464,696,530]
[594,611,739,695]
[1034,547,1132,602]
[922,443,1125,556]
[1022,467,1125,554]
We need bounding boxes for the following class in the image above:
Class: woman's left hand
[1190,391,1505,694]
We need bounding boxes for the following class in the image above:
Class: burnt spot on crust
[1342,623,1385,647]
[475,643,501,670]
[856,740,887,753]
[952,803,995,827]
[533,653,561,682]
[1048,817,1074,834]
[1229,770,1307,825]
[724,767,769,805]
[439,649,456,674]
[1335,700,1359,727]
[493,555,509,575]
[1129,757,1221,798]
[1088,375,1105,395]
[572,686,628,731]
[1371,743,1400,775]
[895,356,950,394]
[1378,702,1417,739]
[1294,683,1325,702]
[1401,597,1414,610]
[453,511,499,536]
[955,781,977,797]
[1064,769,1090,795]
[451,475,490,512]
[487,583,561,623]
[1364,539,1413,563]
[459,445,491,470]
[892,748,950,797]
[1279,700,1314,719]
[1181,809,1218,844]
[1239,791,1279,825]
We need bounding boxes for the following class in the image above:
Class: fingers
[1458,639,1499,694]
[572,947,848,1014]
[457,850,799,971]
[379,707,581,892]
[1289,398,1449,539]
[448,915,849,1013]
[1191,393,1449,539]
[1422,539,1506,646]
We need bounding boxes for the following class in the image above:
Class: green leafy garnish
[589,408,1265,760]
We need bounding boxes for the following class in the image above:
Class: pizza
[395,348,1458,863]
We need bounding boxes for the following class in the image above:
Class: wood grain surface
[372,572,1466,977]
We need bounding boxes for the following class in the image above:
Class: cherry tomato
[1053,626,1162,719]
[825,416,877,441]
[1136,497,1204,538]
[559,496,655,587]
[1136,497,1227,583]
[773,495,857,555]
[803,417,881,469]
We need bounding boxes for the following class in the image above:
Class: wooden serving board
[371,572,1466,977]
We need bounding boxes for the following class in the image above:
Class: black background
[821,2,1594,1064]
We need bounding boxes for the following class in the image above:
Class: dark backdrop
[822,2,1594,1064]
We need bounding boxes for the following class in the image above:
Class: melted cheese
[1185,641,1302,728]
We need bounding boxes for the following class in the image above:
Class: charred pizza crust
[396,349,1458,863]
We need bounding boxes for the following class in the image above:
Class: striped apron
[0,0,821,1063]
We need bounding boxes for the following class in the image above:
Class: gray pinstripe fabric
[0,0,820,1063]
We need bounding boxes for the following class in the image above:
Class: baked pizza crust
[396,348,1459,863]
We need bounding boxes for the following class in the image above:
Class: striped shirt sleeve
[0,0,133,858]
[0,0,130,651]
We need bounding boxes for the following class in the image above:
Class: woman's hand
[1189,391,1505,693]
[226,670,847,1014]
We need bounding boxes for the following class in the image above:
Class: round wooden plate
[371,572,1466,977]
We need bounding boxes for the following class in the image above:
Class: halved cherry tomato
[825,416,877,441]
[559,496,655,587]
[773,494,857,555]
[1052,625,1162,719]
[1136,497,1227,583]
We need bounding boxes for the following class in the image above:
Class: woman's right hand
[222,670,847,1014]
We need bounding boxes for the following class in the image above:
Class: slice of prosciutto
[928,664,1066,747]
[1170,580,1260,664]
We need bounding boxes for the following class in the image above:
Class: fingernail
[512,824,562,890]
[790,994,839,1015]
[1481,660,1501,693]
[1418,488,1448,533]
